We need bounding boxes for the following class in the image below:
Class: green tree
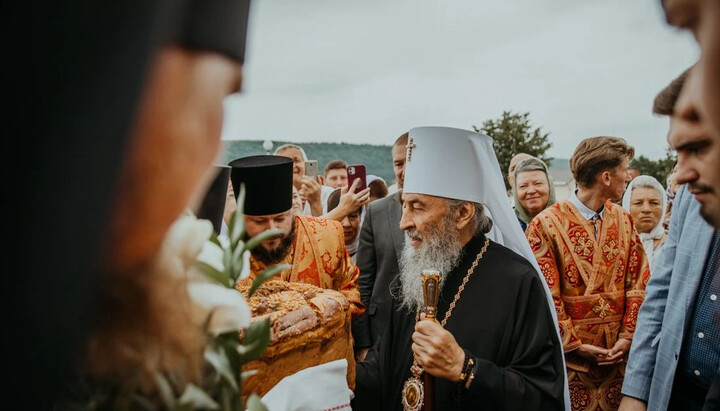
[473,111,553,190]
[629,148,676,186]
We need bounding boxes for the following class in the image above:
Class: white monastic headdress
[403,126,570,409]
[404,126,541,267]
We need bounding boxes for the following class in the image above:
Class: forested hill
[221,140,569,185]
[222,140,396,183]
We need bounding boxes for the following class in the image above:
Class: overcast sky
[221,0,698,159]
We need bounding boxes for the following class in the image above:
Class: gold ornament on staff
[401,269,440,411]
[421,270,440,321]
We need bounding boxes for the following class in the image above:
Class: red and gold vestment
[527,200,650,410]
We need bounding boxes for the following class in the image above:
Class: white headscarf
[621,175,667,264]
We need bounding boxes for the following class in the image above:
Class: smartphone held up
[347,164,367,194]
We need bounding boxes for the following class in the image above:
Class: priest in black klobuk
[228,155,364,317]
[353,127,569,410]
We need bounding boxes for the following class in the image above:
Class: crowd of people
[13,0,719,409]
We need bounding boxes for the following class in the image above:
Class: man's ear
[603,170,614,186]
[455,202,475,231]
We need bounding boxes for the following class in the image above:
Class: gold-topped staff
[421,270,440,321]
[402,269,441,411]
[420,270,439,411]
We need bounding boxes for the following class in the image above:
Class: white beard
[397,214,464,312]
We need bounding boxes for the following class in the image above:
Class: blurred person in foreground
[354,127,567,410]
[512,156,556,231]
[52,0,253,406]
[526,136,649,411]
[621,175,668,269]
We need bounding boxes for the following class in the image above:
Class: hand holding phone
[304,160,318,180]
[347,164,367,194]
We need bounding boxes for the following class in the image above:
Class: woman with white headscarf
[621,175,668,269]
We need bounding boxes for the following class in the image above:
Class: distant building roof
[550,168,574,186]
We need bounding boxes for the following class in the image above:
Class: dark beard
[246,221,296,265]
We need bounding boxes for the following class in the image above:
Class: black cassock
[354,234,566,410]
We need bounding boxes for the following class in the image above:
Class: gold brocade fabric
[248,215,364,317]
[526,200,650,411]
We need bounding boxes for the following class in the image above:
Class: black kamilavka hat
[228,155,293,216]
[197,165,231,233]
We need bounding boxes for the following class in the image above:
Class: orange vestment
[248,215,364,317]
[526,200,650,411]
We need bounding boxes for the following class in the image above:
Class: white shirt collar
[569,191,604,221]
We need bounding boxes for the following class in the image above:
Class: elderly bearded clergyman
[353,127,567,411]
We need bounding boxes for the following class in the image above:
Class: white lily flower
[199,240,224,270]
[188,282,251,333]
[159,214,214,277]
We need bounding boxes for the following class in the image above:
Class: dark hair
[368,179,388,199]
[570,136,635,188]
[324,159,347,175]
[394,132,408,148]
[326,188,362,215]
[653,67,691,116]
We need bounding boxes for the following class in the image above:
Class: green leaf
[204,343,238,391]
[246,394,268,411]
[196,261,232,287]
[229,240,246,283]
[247,264,291,298]
[153,373,176,410]
[244,228,285,252]
[230,185,246,247]
[208,231,222,247]
[237,319,271,363]
[178,384,219,409]
[223,246,234,283]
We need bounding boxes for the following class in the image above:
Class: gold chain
[440,237,489,327]
[411,238,490,375]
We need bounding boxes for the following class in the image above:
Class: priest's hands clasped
[575,338,630,366]
[411,313,466,381]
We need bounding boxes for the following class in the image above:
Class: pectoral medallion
[401,375,424,411]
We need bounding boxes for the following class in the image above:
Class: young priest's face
[244,209,294,250]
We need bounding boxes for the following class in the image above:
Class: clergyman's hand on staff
[411,313,465,381]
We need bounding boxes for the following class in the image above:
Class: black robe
[353,234,566,410]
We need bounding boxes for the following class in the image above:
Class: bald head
[508,153,533,187]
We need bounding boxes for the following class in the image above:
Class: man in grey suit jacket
[621,186,717,410]
[354,133,407,361]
